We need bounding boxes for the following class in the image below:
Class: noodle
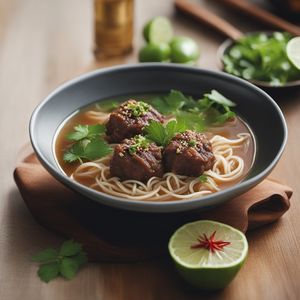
[72,132,250,201]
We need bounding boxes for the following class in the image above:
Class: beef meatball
[106,100,164,143]
[164,130,215,176]
[110,135,164,182]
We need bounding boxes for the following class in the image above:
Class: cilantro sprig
[222,32,300,86]
[150,89,236,130]
[144,119,187,147]
[32,240,87,283]
[63,124,112,163]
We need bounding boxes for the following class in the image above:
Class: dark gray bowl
[29,64,287,213]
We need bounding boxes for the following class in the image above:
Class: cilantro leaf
[164,90,186,111]
[214,111,236,125]
[66,124,105,142]
[59,240,82,257]
[84,140,113,160]
[151,90,189,114]
[204,90,236,107]
[144,121,166,146]
[144,120,187,146]
[59,258,79,280]
[176,111,206,132]
[73,252,88,267]
[32,240,87,283]
[38,262,60,283]
[63,142,85,163]
[151,97,173,114]
[66,125,89,141]
[32,248,59,263]
[63,125,112,163]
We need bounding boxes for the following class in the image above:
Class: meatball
[110,135,164,182]
[106,100,164,143]
[164,130,215,176]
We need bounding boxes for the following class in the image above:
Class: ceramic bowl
[30,64,287,213]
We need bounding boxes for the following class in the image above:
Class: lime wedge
[287,37,300,70]
[168,220,248,290]
[143,16,173,44]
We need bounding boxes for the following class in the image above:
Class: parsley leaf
[32,240,87,283]
[144,120,187,146]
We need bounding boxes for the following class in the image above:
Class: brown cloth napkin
[14,153,292,262]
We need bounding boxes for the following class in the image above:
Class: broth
[55,93,256,198]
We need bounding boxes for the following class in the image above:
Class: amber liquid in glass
[94,0,133,57]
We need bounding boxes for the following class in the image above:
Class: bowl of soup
[30,64,287,213]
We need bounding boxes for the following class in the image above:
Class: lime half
[287,37,300,70]
[168,220,248,290]
[143,16,173,44]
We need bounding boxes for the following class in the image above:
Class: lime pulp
[287,36,300,70]
[143,16,173,45]
[168,220,248,290]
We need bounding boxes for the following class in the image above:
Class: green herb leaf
[32,248,59,263]
[204,90,236,107]
[63,142,85,163]
[176,111,206,132]
[73,252,88,267]
[66,124,105,142]
[59,240,82,257]
[151,90,190,114]
[199,175,208,183]
[164,90,187,111]
[38,262,60,283]
[144,120,187,146]
[63,127,112,163]
[66,125,89,141]
[214,111,236,125]
[59,258,79,280]
[84,139,113,160]
[144,121,166,146]
[32,240,87,283]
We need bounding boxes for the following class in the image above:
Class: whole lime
[170,36,200,64]
[168,220,248,290]
[139,43,171,62]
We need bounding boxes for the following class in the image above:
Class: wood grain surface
[0,0,299,299]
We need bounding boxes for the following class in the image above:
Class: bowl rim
[29,63,288,211]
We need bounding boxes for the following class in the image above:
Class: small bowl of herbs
[219,32,300,88]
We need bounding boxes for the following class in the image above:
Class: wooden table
[1,0,299,299]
